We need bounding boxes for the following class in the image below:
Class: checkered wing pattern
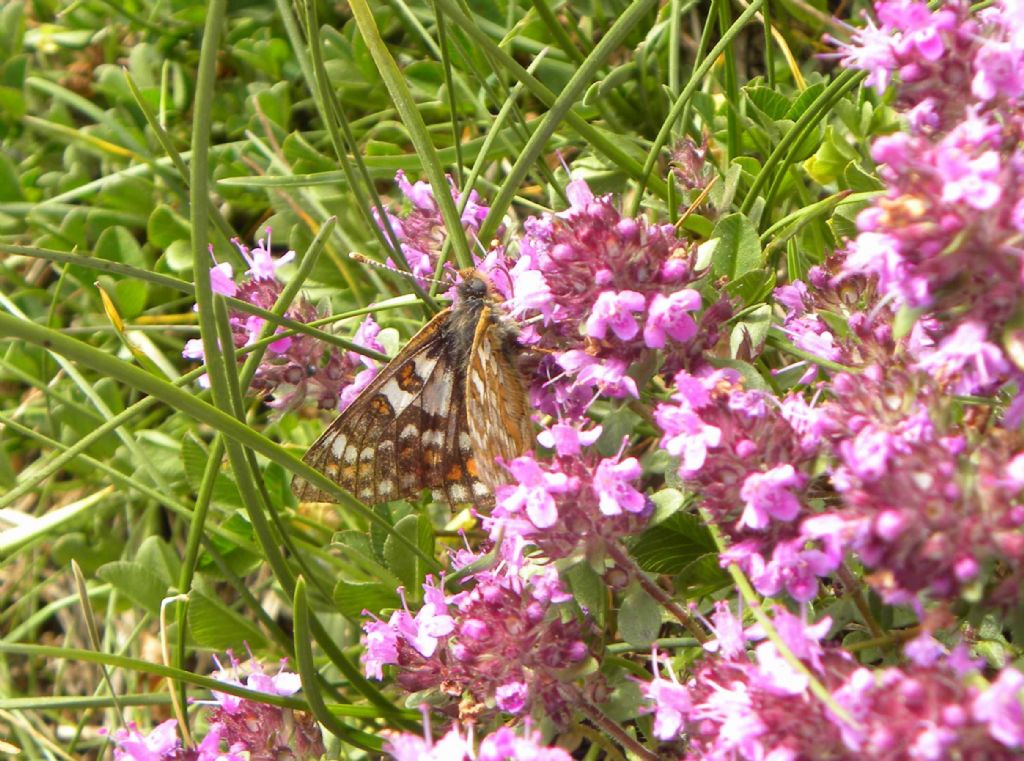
[293,270,532,508]
[465,306,534,492]
[291,308,458,505]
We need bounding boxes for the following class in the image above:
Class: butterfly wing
[465,307,534,492]
[292,307,454,504]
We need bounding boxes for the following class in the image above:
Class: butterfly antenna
[349,252,450,288]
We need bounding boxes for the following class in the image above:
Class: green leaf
[730,304,772,359]
[147,204,190,249]
[333,579,400,620]
[135,535,180,586]
[181,434,211,491]
[95,225,147,270]
[618,584,660,647]
[114,278,148,319]
[674,554,732,598]
[383,513,432,592]
[96,561,168,615]
[164,239,193,272]
[563,561,606,625]
[628,512,718,575]
[136,431,184,481]
[785,82,826,120]
[649,488,684,524]
[843,162,885,192]
[188,588,267,651]
[724,268,776,306]
[708,213,764,280]
[0,152,23,201]
[745,85,790,120]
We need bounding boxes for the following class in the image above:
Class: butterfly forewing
[291,308,451,504]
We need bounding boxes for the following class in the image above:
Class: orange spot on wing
[446,464,463,481]
[465,458,478,478]
[397,362,424,391]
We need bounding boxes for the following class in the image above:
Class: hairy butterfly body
[291,270,532,507]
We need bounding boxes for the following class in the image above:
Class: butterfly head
[455,269,498,305]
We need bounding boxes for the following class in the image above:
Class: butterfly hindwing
[466,305,534,492]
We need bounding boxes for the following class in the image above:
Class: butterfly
[291,269,534,507]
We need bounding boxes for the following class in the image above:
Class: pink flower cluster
[182,229,385,410]
[104,654,323,761]
[507,178,731,412]
[375,169,492,280]
[641,603,1024,760]
[385,721,572,761]
[486,421,651,563]
[834,0,1024,393]
[655,369,840,602]
[361,555,594,725]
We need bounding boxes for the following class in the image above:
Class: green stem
[348,0,474,268]
[701,512,860,728]
[633,0,765,215]
[475,0,659,245]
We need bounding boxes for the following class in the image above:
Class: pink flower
[496,456,574,528]
[916,321,1010,394]
[643,289,701,348]
[592,456,646,515]
[107,719,180,761]
[738,465,805,530]
[642,653,692,740]
[536,422,602,457]
[363,618,399,679]
[386,726,471,761]
[495,681,529,714]
[210,261,238,297]
[973,668,1024,748]
[655,403,722,474]
[585,290,646,341]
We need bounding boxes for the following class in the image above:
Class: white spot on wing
[331,435,347,459]
[400,424,418,440]
[380,354,440,413]
[343,446,358,465]
[420,373,453,416]
[472,482,490,498]
[379,479,394,496]
[449,484,470,502]
[359,447,374,462]
[423,430,444,447]
[358,487,373,501]
[459,432,472,452]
